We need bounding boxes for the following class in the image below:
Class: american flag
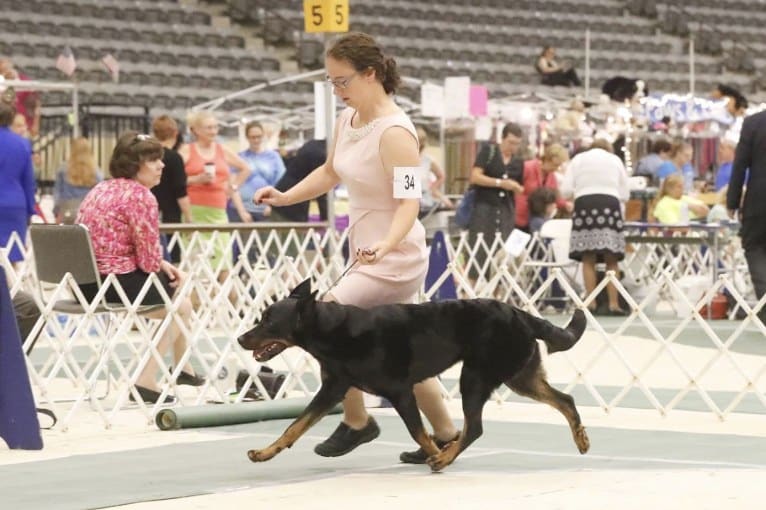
[55,47,77,77]
[101,53,119,83]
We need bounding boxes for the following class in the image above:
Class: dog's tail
[526,309,586,354]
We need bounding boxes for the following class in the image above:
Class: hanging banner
[420,82,444,118]
[444,76,471,119]
[469,85,488,117]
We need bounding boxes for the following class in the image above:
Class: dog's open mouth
[252,340,289,361]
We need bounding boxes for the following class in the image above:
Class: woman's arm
[223,147,251,188]
[428,158,453,207]
[685,197,710,218]
[255,119,342,207]
[229,187,253,222]
[469,166,522,193]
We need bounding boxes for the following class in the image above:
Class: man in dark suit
[727,110,766,318]
[272,139,328,222]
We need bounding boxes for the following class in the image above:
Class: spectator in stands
[536,46,581,87]
[655,141,694,190]
[467,123,525,282]
[714,138,736,192]
[253,31,459,463]
[76,132,203,404]
[0,58,40,137]
[229,121,285,222]
[151,115,191,263]
[416,126,452,216]
[272,138,328,222]
[53,137,103,224]
[516,143,572,232]
[528,187,558,235]
[649,174,709,224]
[179,110,251,277]
[0,102,35,265]
[635,138,672,184]
[727,109,766,320]
[560,139,629,316]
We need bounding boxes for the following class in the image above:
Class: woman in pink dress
[254,32,458,462]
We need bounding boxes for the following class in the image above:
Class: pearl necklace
[346,118,381,141]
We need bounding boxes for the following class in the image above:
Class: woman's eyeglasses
[326,72,359,89]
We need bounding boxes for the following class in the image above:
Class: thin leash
[317,210,371,300]
[320,259,359,300]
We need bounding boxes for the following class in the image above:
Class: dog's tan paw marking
[575,426,590,454]
[426,451,455,472]
[247,448,277,462]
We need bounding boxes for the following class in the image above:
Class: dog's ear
[289,278,313,300]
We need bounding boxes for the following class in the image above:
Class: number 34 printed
[393,167,423,199]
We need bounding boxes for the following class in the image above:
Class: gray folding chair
[28,224,163,410]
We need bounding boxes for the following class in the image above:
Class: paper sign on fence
[504,228,531,257]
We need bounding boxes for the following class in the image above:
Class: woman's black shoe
[176,370,205,386]
[129,385,176,404]
[314,417,380,457]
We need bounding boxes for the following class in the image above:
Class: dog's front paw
[247,447,279,462]
[426,451,453,472]
[574,426,590,454]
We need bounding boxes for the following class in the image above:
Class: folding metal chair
[522,219,581,309]
[28,224,163,412]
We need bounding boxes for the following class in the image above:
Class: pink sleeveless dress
[329,107,428,308]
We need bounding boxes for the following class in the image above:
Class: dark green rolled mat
[155,398,342,431]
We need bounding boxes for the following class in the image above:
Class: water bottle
[679,201,690,225]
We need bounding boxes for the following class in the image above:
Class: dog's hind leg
[247,378,349,463]
[505,349,590,454]
[427,367,495,472]
[389,391,442,462]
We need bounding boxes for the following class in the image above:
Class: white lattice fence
[4,225,766,430]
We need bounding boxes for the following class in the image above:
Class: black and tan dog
[238,279,590,472]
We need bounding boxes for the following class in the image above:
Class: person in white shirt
[560,139,630,316]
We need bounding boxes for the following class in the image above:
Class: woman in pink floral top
[77,132,203,404]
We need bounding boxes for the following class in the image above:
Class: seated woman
[650,174,709,224]
[53,137,103,223]
[537,46,581,87]
[76,132,203,404]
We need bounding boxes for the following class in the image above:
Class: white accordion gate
[3,223,766,431]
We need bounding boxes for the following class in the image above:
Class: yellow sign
[303,0,349,33]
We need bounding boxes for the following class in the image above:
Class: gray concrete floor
[3,410,766,510]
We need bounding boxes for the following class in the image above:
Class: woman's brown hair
[66,137,99,187]
[326,32,400,94]
[109,131,163,179]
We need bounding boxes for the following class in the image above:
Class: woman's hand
[190,173,213,185]
[253,186,289,207]
[160,260,186,288]
[356,241,392,265]
[501,179,523,193]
